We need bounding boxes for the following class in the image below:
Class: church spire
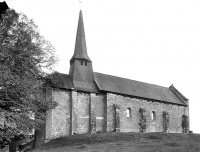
[70,10,91,64]
[69,10,98,92]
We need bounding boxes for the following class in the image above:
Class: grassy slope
[32,132,200,152]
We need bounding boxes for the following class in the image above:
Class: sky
[2,0,200,133]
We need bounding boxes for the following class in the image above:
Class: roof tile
[94,72,187,106]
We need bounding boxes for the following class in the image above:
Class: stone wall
[74,91,90,134]
[45,87,52,140]
[45,88,71,140]
[106,93,189,133]
[46,90,107,139]
[73,92,106,134]
[45,89,189,141]
[91,93,106,133]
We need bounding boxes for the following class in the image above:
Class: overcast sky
[3,0,200,133]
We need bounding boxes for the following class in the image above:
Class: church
[40,10,189,143]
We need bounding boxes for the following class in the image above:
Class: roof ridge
[94,72,169,89]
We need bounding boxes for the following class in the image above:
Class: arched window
[126,108,131,118]
[151,111,156,120]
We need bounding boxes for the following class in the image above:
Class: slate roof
[47,73,73,89]
[94,72,187,106]
[48,72,99,93]
[73,81,99,93]
[48,72,187,106]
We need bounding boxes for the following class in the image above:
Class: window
[81,60,87,66]
[151,111,156,120]
[126,108,131,118]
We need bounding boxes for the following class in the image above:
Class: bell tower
[69,10,97,92]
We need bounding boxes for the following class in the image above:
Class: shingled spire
[69,10,98,92]
[70,10,91,63]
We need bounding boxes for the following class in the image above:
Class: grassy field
[31,132,200,152]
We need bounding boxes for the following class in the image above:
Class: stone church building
[41,10,189,142]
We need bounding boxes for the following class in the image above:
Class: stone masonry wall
[91,93,105,133]
[45,87,52,140]
[47,90,106,139]
[74,91,90,134]
[107,93,189,133]
[46,88,71,140]
[72,92,106,134]
[46,90,189,141]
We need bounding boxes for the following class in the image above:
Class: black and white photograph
[1,0,200,151]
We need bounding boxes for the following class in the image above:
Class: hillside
[32,132,200,152]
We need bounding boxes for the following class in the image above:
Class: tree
[0,1,9,18]
[0,9,57,147]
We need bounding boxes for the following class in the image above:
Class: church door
[113,105,120,132]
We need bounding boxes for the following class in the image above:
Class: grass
[31,132,200,152]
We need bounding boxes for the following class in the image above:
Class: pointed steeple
[69,10,98,92]
[70,10,91,64]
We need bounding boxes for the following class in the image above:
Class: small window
[85,61,87,66]
[126,108,131,118]
[151,111,156,120]
[81,61,83,65]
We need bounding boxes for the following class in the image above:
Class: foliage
[163,111,169,133]
[0,9,57,147]
[182,114,189,133]
[138,108,146,132]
